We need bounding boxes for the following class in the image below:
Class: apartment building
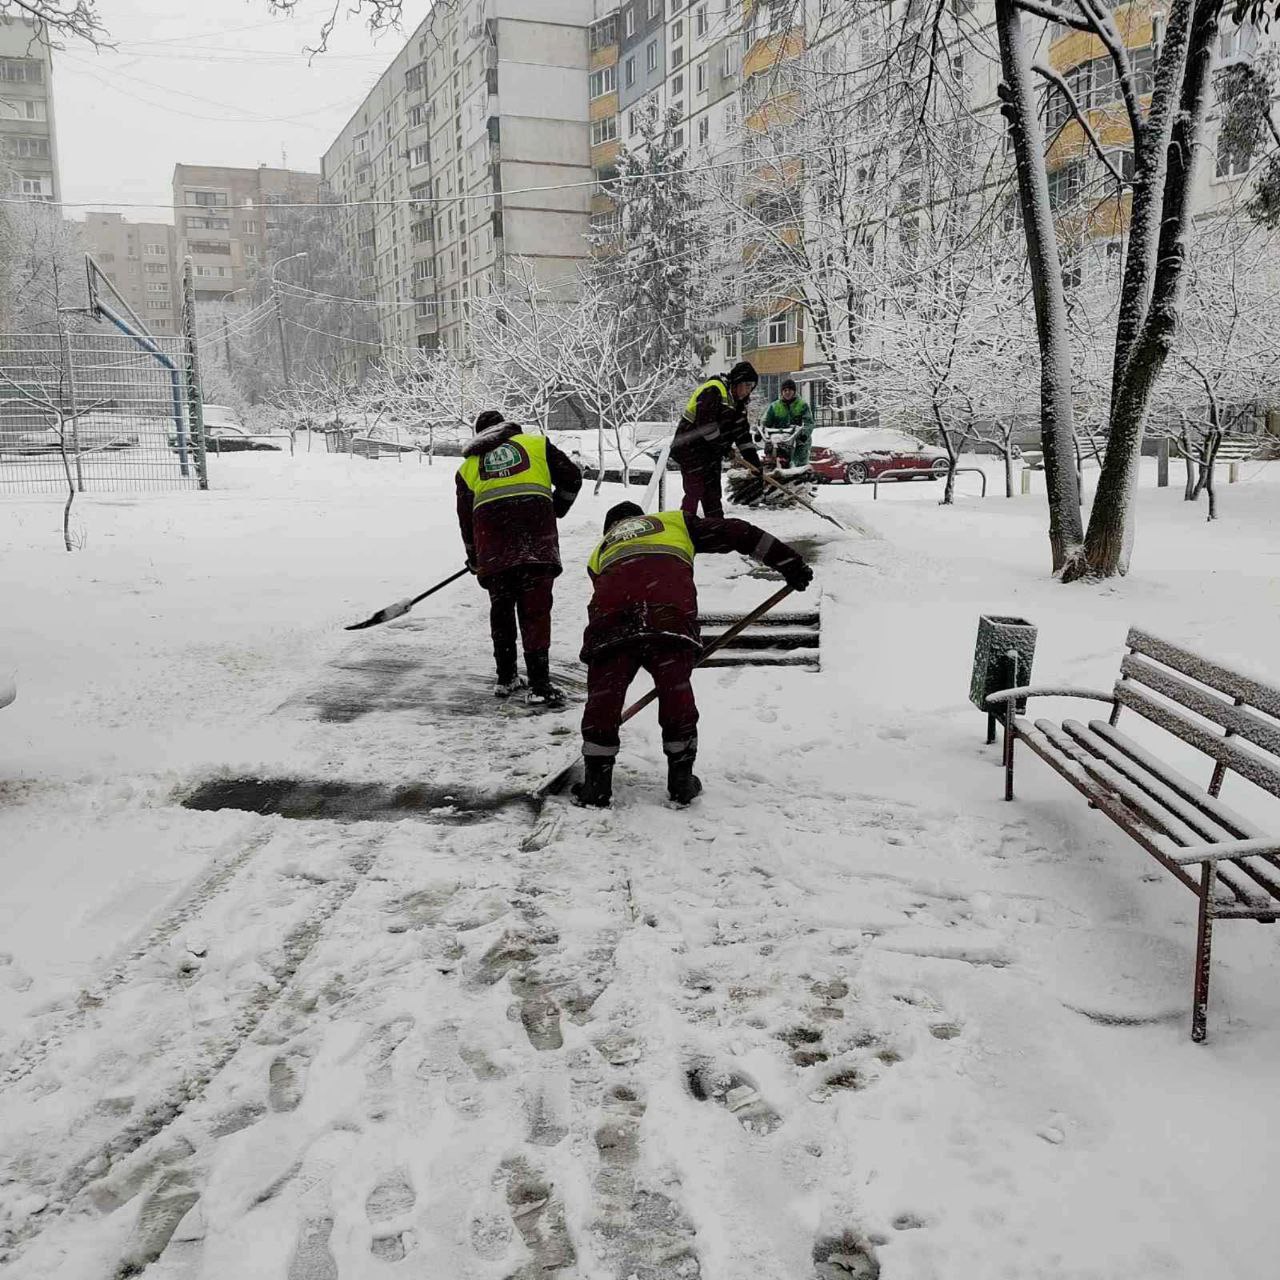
[322,0,596,360]
[80,212,179,335]
[0,13,60,203]
[170,163,321,304]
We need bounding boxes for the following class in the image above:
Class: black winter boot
[524,651,566,709]
[571,756,614,808]
[666,749,703,806]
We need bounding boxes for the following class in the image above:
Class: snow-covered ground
[2,451,1279,1279]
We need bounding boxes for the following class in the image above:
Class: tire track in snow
[0,831,384,1264]
[0,826,277,1088]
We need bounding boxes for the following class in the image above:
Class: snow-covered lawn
[2,452,1279,1279]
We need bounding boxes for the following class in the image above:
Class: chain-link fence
[0,330,206,495]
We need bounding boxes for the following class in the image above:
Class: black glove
[782,562,813,592]
[465,555,477,575]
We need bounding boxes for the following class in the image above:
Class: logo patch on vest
[481,442,529,478]
[604,515,663,547]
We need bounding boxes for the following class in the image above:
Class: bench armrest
[984,686,1115,709]
[1169,837,1280,866]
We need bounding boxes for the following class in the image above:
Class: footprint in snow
[366,1168,417,1262]
[268,1049,311,1113]
[500,1155,576,1275]
[288,1216,338,1280]
[115,1171,199,1277]
[812,1230,880,1279]
[686,1063,782,1135]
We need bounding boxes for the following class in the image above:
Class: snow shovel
[531,584,796,800]
[734,452,849,532]
[344,566,470,631]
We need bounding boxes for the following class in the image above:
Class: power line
[277,279,420,310]
[283,316,385,346]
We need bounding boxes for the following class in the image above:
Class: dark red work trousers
[680,461,724,518]
[582,641,699,759]
[486,566,555,677]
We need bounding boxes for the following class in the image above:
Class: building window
[696,59,707,93]
[698,116,710,145]
[647,40,659,72]
[671,72,684,95]
[0,57,43,83]
[9,137,49,158]
[589,65,616,98]
[189,241,231,255]
[1218,21,1258,64]
[723,43,739,77]
[146,283,168,295]
[672,44,684,68]
[1216,127,1253,178]
[695,4,708,37]
[411,143,430,167]
[591,116,619,145]
[672,19,683,40]
[594,164,619,192]
[414,258,434,280]
[625,56,636,87]
[145,301,169,311]
[765,310,794,346]
[185,216,229,232]
[405,62,427,93]
[647,0,661,17]
[186,190,228,208]
[672,127,684,148]
[408,103,426,127]
[724,328,739,359]
[145,262,168,273]
[15,174,51,197]
[628,109,640,134]
[591,14,618,49]
[242,219,259,235]
[624,6,636,38]
[194,265,230,278]
[1046,160,1084,210]
[590,209,622,236]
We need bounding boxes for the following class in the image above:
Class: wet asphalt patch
[181,777,532,825]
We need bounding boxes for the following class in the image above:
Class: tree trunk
[1184,453,1198,499]
[1205,463,1217,520]
[1073,0,1223,579]
[1004,447,1014,498]
[994,0,1084,572]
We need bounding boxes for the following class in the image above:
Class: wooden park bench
[985,628,1280,1041]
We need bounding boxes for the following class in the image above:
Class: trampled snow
[2,449,1279,1278]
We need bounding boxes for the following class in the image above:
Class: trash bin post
[971,615,1038,744]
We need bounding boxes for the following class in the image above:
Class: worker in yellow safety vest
[670,360,763,517]
[457,409,582,705]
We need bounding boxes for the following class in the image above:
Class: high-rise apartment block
[80,212,179,334]
[0,14,60,203]
[322,0,596,357]
[171,163,321,304]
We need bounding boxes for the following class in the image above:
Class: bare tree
[0,1,107,46]
[995,0,1280,578]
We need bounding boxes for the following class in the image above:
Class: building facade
[171,163,321,304]
[322,0,596,360]
[80,212,179,335]
[0,14,60,203]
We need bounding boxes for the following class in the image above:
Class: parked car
[170,404,282,452]
[807,428,950,484]
[7,412,141,454]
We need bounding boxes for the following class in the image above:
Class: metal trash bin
[970,615,1037,743]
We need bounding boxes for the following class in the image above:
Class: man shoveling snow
[572,501,813,809]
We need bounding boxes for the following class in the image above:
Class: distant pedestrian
[573,501,813,808]
[671,361,763,518]
[457,410,582,706]
[762,379,815,468]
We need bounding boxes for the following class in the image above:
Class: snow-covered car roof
[814,428,936,455]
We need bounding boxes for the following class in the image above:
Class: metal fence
[0,330,206,495]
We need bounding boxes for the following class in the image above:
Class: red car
[807,428,950,484]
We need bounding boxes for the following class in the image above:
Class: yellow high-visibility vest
[458,433,553,509]
[681,377,729,424]
[589,511,696,575]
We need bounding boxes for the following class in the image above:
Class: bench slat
[1120,654,1280,758]
[1015,722,1202,896]
[1087,722,1266,840]
[1066,722,1280,903]
[1033,721,1269,908]
[1115,685,1280,800]
[1124,629,1280,719]
[1062,721,1232,843]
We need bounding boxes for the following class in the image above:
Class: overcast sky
[55,0,434,221]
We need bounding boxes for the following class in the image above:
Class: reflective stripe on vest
[588,511,696,576]
[681,377,729,425]
[458,434,553,509]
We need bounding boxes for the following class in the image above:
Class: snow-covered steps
[699,610,820,670]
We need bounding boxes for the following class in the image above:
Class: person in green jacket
[762,379,815,468]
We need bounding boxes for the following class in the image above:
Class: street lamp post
[270,251,308,388]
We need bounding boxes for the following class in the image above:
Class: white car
[9,413,141,454]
